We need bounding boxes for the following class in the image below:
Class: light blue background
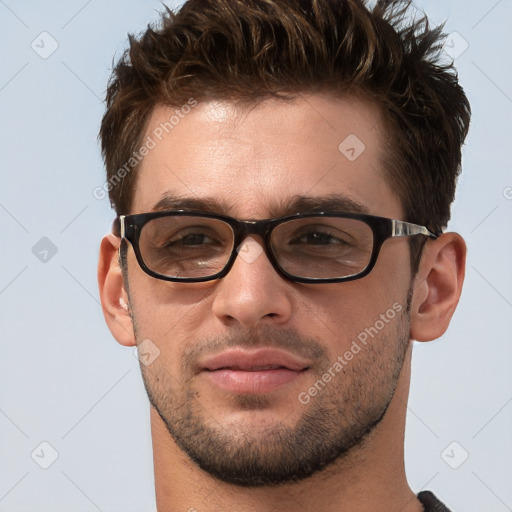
[0,1,511,510]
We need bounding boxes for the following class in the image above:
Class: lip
[199,348,311,394]
[201,348,311,372]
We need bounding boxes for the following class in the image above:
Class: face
[125,95,414,486]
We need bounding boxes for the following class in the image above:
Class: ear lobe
[98,233,136,347]
[410,232,466,342]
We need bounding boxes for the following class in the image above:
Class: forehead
[132,95,402,219]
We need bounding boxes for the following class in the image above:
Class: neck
[151,345,423,512]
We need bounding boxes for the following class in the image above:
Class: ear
[98,233,136,347]
[410,232,466,342]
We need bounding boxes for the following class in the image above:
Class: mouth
[213,364,292,371]
[200,348,311,394]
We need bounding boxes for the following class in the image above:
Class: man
[98,0,470,510]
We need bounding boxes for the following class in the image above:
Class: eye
[150,226,223,250]
[291,231,348,246]
[170,232,216,247]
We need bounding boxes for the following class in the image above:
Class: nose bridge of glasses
[230,218,276,267]
[235,218,273,241]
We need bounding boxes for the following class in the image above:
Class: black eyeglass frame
[112,210,438,284]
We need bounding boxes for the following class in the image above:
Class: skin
[98,95,466,512]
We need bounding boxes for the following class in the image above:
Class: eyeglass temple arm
[111,216,125,238]
[391,220,438,239]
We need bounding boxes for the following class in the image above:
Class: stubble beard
[132,294,412,487]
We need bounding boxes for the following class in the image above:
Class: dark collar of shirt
[418,490,452,511]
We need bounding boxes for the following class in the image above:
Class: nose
[211,237,293,329]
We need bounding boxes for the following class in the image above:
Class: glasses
[112,210,438,284]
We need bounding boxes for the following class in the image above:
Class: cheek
[127,252,214,335]
[298,255,410,355]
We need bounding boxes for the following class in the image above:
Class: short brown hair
[100,0,470,271]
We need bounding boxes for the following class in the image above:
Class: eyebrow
[151,195,231,213]
[150,193,370,218]
[280,195,370,216]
